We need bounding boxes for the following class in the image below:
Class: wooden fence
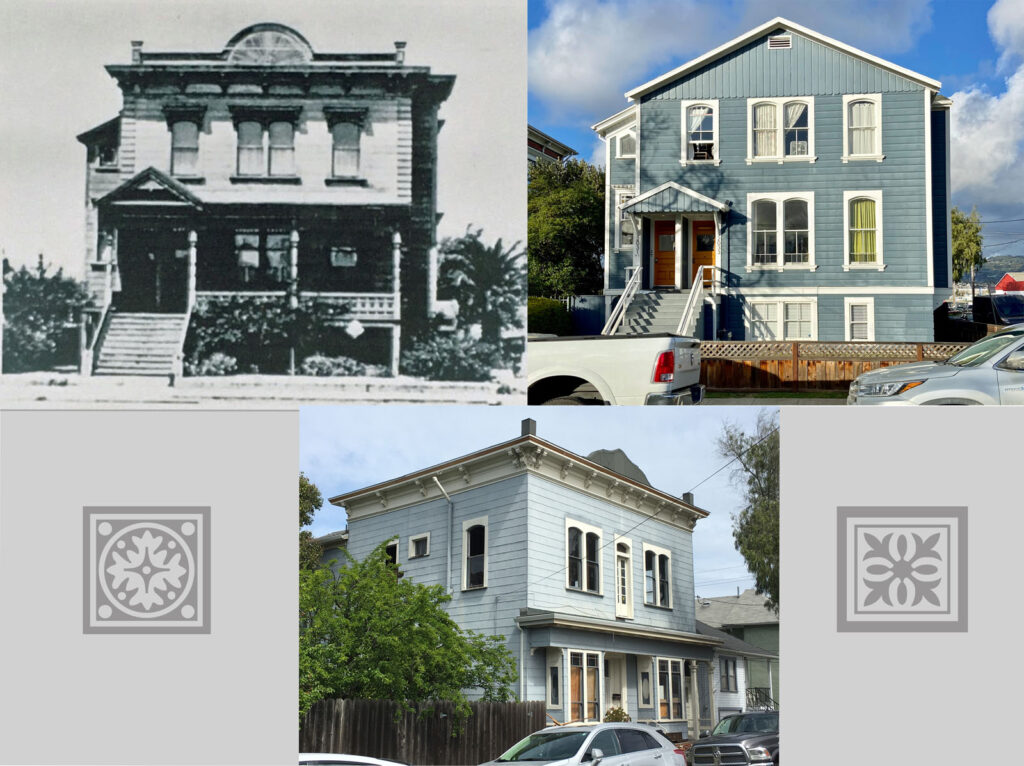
[300,699,547,765]
[699,340,971,392]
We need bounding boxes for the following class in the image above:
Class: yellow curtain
[850,199,876,263]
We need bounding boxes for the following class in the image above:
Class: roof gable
[97,167,204,209]
[626,17,940,101]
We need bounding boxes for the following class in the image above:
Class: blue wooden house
[327,419,724,737]
[596,17,952,342]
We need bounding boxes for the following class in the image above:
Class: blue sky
[528,0,1024,261]
[300,406,777,598]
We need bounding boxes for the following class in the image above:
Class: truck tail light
[653,351,675,383]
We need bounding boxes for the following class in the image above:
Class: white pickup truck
[527,333,704,405]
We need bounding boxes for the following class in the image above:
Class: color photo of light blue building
[596,17,952,342]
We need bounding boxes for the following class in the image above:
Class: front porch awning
[96,166,205,210]
[621,181,730,215]
[516,609,723,650]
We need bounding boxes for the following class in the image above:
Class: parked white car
[479,722,687,766]
[848,325,1024,405]
[300,755,408,766]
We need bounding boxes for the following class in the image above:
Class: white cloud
[950,0,1024,204]
[529,0,933,122]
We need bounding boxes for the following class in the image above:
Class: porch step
[615,291,690,336]
[93,312,188,377]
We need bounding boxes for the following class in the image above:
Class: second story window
[566,519,602,594]
[237,121,265,176]
[682,101,719,163]
[231,106,301,180]
[268,121,296,176]
[462,516,488,590]
[752,102,777,159]
[843,94,883,162]
[748,97,815,162]
[331,122,361,177]
[644,543,671,608]
[170,122,199,175]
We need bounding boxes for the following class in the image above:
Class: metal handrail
[601,266,643,335]
[676,266,724,336]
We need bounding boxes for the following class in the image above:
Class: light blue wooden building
[327,419,723,737]
[596,17,952,342]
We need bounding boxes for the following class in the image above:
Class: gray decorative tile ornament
[837,507,967,632]
[84,507,210,634]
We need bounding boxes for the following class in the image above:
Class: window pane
[468,525,485,556]
[754,200,776,230]
[658,554,670,607]
[645,550,656,603]
[670,661,682,719]
[753,200,777,265]
[783,200,809,264]
[753,103,777,157]
[688,106,714,160]
[784,102,808,156]
[585,532,599,592]
[550,666,560,706]
[784,199,807,230]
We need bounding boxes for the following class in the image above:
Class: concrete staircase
[93,312,188,376]
[614,290,690,335]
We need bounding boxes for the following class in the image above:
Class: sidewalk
[0,371,526,408]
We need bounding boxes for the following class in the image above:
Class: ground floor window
[745,298,817,340]
[657,658,684,720]
[234,229,291,285]
[844,297,875,341]
[570,651,601,722]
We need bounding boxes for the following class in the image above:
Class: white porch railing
[194,290,400,321]
[601,266,643,335]
[676,266,725,337]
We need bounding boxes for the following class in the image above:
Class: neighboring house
[76,23,454,376]
[594,17,952,342]
[696,590,779,707]
[528,124,577,166]
[994,272,1024,294]
[327,419,729,738]
[695,620,778,724]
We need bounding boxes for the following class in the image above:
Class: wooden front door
[653,220,676,287]
[691,220,716,287]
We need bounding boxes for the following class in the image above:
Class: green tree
[439,228,526,346]
[299,473,324,571]
[528,159,605,298]
[1,255,91,372]
[299,540,517,720]
[952,206,985,284]
[717,411,780,612]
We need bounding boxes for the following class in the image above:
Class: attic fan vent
[768,35,792,49]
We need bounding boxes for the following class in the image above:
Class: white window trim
[842,94,885,162]
[745,191,817,272]
[642,542,672,609]
[655,657,685,722]
[615,187,636,251]
[408,532,430,559]
[569,649,604,722]
[637,655,654,708]
[461,515,488,591]
[546,648,563,710]
[679,99,721,166]
[614,128,637,159]
[385,540,400,566]
[844,296,876,341]
[566,518,604,595]
[745,97,816,164]
[614,535,634,620]
[842,190,886,271]
[719,656,739,693]
[744,298,819,341]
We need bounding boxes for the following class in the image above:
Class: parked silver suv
[479,722,686,766]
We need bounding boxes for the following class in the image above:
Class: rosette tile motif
[84,507,210,634]
[837,507,966,632]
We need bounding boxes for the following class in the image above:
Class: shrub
[400,334,498,381]
[603,706,631,723]
[2,256,91,372]
[300,354,368,377]
[185,352,238,376]
[527,296,574,336]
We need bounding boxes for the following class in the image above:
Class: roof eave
[592,105,637,137]
[624,16,940,101]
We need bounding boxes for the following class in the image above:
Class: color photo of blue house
[596,17,952,342]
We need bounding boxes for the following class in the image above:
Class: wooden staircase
[613,290,691,335]
[93,312,188,376]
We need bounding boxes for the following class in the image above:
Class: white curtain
[689,105,710,132]
[754,103,777,157]
[849,101,876,155]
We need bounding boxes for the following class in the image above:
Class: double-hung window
[643,542,671,608]
[164,105,206,178]
[462,516,488,590]
[720,657,738,693]
[842,94,884,162]
[615,189,635,250]
[747,98,815,163]
[230,106,301,179]
[747,192,815,270]
[566,519,602,594]
[843,190,884,270]
[324,107,368,182]
[746,299,818,340]
[845,297,876,341]
[680,100,720,164]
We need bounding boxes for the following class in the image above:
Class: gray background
[0,411,297,765]
[782,407,1020,766]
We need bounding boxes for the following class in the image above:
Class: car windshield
[497,731,590,762]
[946,329,1024,368]
[994,294,1024,320]
[711,713,778,735]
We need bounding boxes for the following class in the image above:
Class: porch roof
[516,609,722,650]
[620,182,730,215]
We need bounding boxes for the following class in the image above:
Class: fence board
[699,341,971,392]
[300,699,547,765]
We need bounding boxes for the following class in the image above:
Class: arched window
[848,100,877,156]
[644,543,671,607]
[752,199,777,265]
[687,105,715,160]
[848,197,877,264]
[566,520,601,594]
[747,192,815,270]
[464,522,486,589]
[783,199,809,264]
[783,101,809,156]
[568,527,582,589]
[752,102,777,158]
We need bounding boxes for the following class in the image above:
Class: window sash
[849,199,877,263]
[750,303,778,340]
[687,106,715,160]
[753,103,777,158]
[331,122,361,177]
[849,303,870,341]
[783,102,808,156]
[784,302,812,340]
[848,102,877,155]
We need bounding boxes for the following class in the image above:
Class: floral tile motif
[84,507,210,634]
[837,507,967,632]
